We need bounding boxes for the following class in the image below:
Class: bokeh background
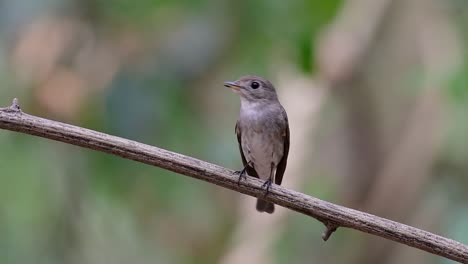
[1,0,468,263]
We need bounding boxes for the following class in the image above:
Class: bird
[224,75,290,214]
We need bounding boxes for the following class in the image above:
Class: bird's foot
[261,178,273,197]
[234,168,247,185]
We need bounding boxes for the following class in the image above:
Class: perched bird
[224,76,290,214]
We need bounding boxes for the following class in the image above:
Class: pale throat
[240,98,261,112]
[239,97,274,119]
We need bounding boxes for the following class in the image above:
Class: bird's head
[224,75,278,102]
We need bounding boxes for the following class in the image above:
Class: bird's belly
[242,132,284,180]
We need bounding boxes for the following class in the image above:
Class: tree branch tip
[10,98,21,111]
[1,98,21,113]
[322,222,339,241]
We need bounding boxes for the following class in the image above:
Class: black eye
[250,81,260,89]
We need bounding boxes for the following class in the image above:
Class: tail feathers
[256,199,275,214]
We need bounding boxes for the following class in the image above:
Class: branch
[1,99,467,263]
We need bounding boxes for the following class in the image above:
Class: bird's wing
[235,121,259,178]
[275,112,290,185]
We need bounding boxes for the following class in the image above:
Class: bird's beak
[224,81,242,91]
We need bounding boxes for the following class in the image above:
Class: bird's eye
[250,81,260,89]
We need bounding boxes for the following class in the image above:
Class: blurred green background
[1,0,468,263]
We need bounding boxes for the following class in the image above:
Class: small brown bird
[224,76,290,214]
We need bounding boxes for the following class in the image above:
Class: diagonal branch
[0,98,467,263]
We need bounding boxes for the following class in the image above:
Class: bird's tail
[256,199,274,214]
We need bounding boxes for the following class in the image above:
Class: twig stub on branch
[322,222,339,241]
[0,98,21,113]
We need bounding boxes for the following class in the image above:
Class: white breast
[239,100,284,180]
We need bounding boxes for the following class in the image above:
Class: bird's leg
[234,161,252,185]
[261,163,275,196]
